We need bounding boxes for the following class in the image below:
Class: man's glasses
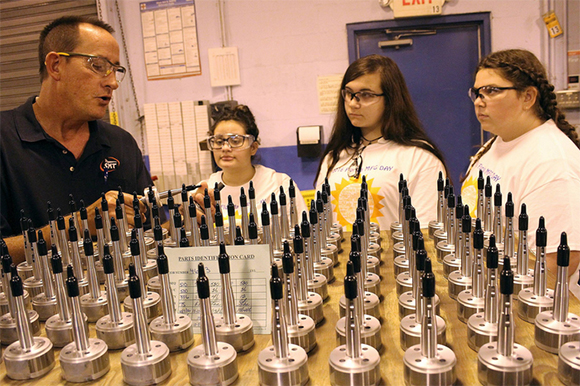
[207,134,255,150]
[57,52,126,82]
[342,89,384,105]
[468,86,517,102]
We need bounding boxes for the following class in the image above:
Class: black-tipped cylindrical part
[10,265,23,297]
[239,187,247,207]
[557,232,570,267]
[270,194,278,215]
[214,206,223,227]
[80,203,88,221]
[173,210,182,229]
[66,265,79,298]
[519,204,528,231]
[130,231,140,256]
[27,226,37,243]
[279,187,287,206]
[110,218,120,241]
[288,180,295,198]
[227,196,235,217]
[349,249,361,274]
[68,218,78,242]
[128,263,141,299]
[462,205,472,233]
[309,205,317,225]
[500,258,514,295]
[484,177,492,197]
[102,248,115,275]
[416,237,426,271]
[179,228,189,247]
[2,254,13,274]
[301,212,310,238]
[447,190,455,209]
[37,231,47,256]
[282,242,294,274]
[248,214,258,240]
[167,192,175,210]
[200,216,209,240]
[234,226,244,245]
[494,184,502,206]
[214,182,221,202]
[115,201,124,220]
[69,195,77,213]
[157,246,169,275]
[83,229,94,256]
[473,218,484,249]
[218,243,230,274]
[536,217,547,247]
[101,193,109,211]
[57,211,66,230]
[344,261,358,300]
[505,193,514,217]
[422,259,435,298]
[487,235,499,269]
[293,226,303,254]
[478,170,484,189]
[270,264,283,300]
[197,263,210,299]
[51,249,63,274]
[261,202,270,226]
[47,202,55,220]
[249,181,256,199]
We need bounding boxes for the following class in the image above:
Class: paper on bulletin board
[317,74,343,114]
[164,244,272,334]
[140,0,201,80]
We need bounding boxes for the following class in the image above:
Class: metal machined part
[457,215,485,323]
[301,213,328,300]
[110,219,130,302]
[518,217,554,323]
[79,230,108,322]
[187,263,238,386]
[60,266,110,382]
[213,243,254,352]
[428,172,445,239]
[30,231,57,321]
[122,264,172,385]
[478,257,533,386]
[535,233,580,353]
[293,226,324,325]
[309,203,335,283]
[514,203,533,297]
[3,266,55,380]
[67,218,90,296]
[240,187,250,240]
[404,258,456,386]
[436,189,456,263]
[330,260,380,386]
[558,341,580,385]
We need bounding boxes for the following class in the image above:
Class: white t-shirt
[206,164,308,224]
[461,119,580,255]
[316,139,445,230]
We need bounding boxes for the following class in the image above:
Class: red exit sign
[389,0,445,18]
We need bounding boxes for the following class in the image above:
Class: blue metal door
[348,13,491,187]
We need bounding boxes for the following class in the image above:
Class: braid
[477,49,579,149]
[461,136,497,183]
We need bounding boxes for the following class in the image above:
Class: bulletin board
[139,0,201,80]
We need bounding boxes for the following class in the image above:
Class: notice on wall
[164,244,272,334]
[317,74,343,114]
[140,0,201,80]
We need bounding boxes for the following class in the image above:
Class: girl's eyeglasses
[207,134,255,150]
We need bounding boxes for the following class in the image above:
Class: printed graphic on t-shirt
[330,176,384,230]
[461,163,502,219]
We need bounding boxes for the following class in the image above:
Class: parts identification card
[165,244,272,334]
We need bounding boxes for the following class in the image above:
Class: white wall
[102,0,567,149]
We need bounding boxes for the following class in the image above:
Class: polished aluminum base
[322,245,339,267]
[339,292,380,320]
[0,290,30,315]
[393,255,408,278]
[477,343,533,386]
[363,273,381,297]
[392,241,404,260]
[513,271,534,301]
[298,292,324,325]
[558,341,580,386]
[329,344,380,386]
[31,294,57,322]
[22,278,43,299]
[147,276,161,295]
[428,221,444,239]
[80,291,109,322]
[336,315,382,351]
[288,315,317,353]
[400,314,447,351]
[442,253,461,279]
[535,311,580,354]
[517,288,554,323]
[457,290,485,323]
[123,291,162,323]
[16,262,34,281]
[258,343,309,386]
[214,314,254,352]
[404,344,456,386]
[188,341,238,386]
[3,336,55,380]
[314,257,335,284]
[122,340,172,386]
[45,314,88,348]
[60,338,110,382]
[368,242,382,262]
[447,271,472,300]
[436,241,454,264]
[96,312,135,350]
[399,292,441,319]
[396,271,412,297]
[308,274,328,301]
[366,256,380,277]
[433,230,446,249]
[0,309,41,345]
[467,313,497,352]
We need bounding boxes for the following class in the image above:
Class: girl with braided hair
[461,49,580,278]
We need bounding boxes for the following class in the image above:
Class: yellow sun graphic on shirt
[331,177,384,231]
[461,175,478,218]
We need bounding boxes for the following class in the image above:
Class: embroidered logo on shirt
[100,157,120,172]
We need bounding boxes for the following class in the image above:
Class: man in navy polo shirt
[1,16,151,264]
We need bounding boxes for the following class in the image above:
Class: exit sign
[389,0,445,18]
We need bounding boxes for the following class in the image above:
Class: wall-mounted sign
[388,0,445,18]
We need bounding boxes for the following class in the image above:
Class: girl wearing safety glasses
[460,49,580,284]
[204,104,307,223]
[314,54,447,230]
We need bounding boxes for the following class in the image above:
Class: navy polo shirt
[1,96,153,236]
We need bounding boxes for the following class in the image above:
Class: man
[1,16,150,264]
